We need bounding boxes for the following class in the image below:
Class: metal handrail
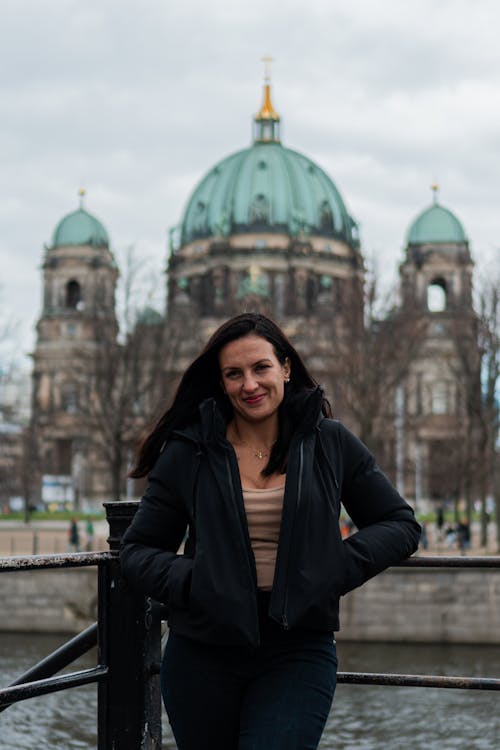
[337,671,500,690]
[0,666,108,707]
[1,551,497,572]
[398,555,500,568]
[0,550,112,571]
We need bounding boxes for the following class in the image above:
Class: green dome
[180,142,358,247]
[407,202,467,245]
[52,207,109,248]
[136,306,164,326]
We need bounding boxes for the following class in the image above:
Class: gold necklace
[252,446,270,460]
[238,441,276,460]
[229,429,276,460]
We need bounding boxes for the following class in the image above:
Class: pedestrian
[85,518,95,551]
[445,525,456,547]
[457,517,471,555]
[68,518,80,552]
[436,505,444,540]
[121,313,421,750]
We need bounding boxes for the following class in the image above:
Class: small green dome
[136,306,164,326]
[180,142,358,247]
[52,207,109,248]
[407,202,467,245]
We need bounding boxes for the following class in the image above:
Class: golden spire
[431,182,439,205]
[255,55,280,122]
[253,56,281,143]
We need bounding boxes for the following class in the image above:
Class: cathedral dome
[52,197,109,248]
[407,189,467,245]
[180,83,358,248]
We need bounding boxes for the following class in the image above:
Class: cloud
[1,0,500,357]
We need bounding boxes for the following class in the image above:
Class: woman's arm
[338,424,421,595]
[120,449,193,606]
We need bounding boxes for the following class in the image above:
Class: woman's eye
[225,370,240,379]
[255,364,270,372]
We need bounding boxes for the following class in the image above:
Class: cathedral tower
[32,192,118,502]
[398,187,479,507]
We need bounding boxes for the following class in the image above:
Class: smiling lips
[243,393,266,405]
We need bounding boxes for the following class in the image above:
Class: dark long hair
[129,313,331,478]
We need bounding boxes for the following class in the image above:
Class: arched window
[61,384,79,414]
[66,280,82,309]
[431,381,450,415]
[427,278,447,312]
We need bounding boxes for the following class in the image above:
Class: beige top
[242,485,285,591]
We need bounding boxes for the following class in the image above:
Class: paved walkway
[0,519,109,556]
[0,519,498,557]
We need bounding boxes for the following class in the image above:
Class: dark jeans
[161,608,337,750]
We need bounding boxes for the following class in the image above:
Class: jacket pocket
[166,556,193,609]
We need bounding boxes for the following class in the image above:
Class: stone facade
[166,231,364,405]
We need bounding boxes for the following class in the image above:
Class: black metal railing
[0,501,499,750]
[336,553,500,692]
[0,621,99,712]
[0,502,162,750]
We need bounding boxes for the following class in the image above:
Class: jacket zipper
[280,439,304,629]
[224,451,260,641]
[224,452,255,574]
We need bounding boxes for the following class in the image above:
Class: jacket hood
[174,386,325,447]
[284,386,325,434]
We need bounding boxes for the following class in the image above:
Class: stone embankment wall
[1,567,499,642]
[339,568,500,643]
[1,568,97,634]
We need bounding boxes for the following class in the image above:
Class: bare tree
[76,249,168,501]
[0,293,30,512]
[479,279,500,549]
[0,295,20,421]
[448,272,500,549]
[334,269,426,471]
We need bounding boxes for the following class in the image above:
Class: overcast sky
[1,0,500,365]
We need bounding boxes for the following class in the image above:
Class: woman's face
[219,334,290,424]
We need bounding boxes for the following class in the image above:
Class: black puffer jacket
[121,389,420,647]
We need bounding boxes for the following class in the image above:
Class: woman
[121,313,420,750]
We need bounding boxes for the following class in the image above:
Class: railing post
[98,501,162,750]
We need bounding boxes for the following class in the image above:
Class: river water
[1,633,499,749]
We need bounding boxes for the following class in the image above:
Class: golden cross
[261,55,274,82]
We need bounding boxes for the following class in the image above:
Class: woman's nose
[242,373,258,391]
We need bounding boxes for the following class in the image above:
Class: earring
[284,375,290,384]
